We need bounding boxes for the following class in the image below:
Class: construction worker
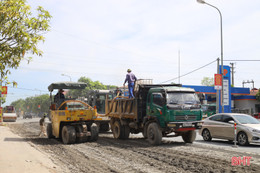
[39,115,47,137]
[123,69,137,98]
[54,89,65,106]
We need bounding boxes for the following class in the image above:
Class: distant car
[23,112,32,119]
[200,113,260,146]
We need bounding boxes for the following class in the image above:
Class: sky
[3,0,260,106]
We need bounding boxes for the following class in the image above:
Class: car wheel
[237,132,249,146]
[202,129,212,141]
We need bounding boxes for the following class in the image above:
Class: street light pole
[197,0,224,113]
[61,74,72,82]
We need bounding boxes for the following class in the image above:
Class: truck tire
[122,125,130,139]
[142,123,149,139]
[47,123,54,139]
[147,122,162,145]
[182,130,196,143]
[112,121,123,139]
[90,125,99,142]
[62,126,76,144]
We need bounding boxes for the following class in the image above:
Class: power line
[8,86,48,93]
[161,59,217,84]
[224,60,260,61]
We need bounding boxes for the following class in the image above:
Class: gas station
[183,65,259,115]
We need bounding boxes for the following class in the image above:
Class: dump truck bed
[105,98,138,120]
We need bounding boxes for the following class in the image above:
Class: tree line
[11,77,117,115]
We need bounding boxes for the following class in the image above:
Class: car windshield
[167,92,200,105]
[235,115,260,124]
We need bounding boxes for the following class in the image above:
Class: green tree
[0,0,51,84]
[11,94,49,115]
[201,77,214,86]
[68,77,117,98]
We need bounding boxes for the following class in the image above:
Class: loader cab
[87,90,115,114]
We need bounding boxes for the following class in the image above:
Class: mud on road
[7,122,260,173]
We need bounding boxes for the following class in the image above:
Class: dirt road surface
[6,120,260,173]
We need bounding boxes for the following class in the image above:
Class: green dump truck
[106,83,203,145]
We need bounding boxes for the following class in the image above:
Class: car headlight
[252,129,260,133]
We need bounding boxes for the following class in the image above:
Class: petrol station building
[182,65,260,114]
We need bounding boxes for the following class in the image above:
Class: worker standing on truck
[39,115,47,137]
[123,69,137,98]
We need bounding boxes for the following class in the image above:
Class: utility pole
[178,49,180,84]
[216,58,220,113]
[230,63,235,86]
[242,80,254,89]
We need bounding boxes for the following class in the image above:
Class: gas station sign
[214,74,222,90]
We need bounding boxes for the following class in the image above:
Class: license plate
[183,122,192,127]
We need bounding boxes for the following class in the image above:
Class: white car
[200,113,260,146]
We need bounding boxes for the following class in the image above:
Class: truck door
[150,93,165,117]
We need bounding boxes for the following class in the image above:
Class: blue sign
[218,65,231,113]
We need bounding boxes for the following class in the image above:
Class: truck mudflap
[167,121,203,131]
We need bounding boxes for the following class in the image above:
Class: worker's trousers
[128,82,135,98]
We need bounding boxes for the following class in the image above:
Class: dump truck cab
[145,86,202,131]
[47,82,98,144]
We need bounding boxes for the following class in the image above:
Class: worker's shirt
[124,73,137,84]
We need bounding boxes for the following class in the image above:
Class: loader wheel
[62,126,76,144]
[47,123,54,139]
[182,130,196,143]
[147,122,162,145]
[90,124,99,142]
[75,125,88,143]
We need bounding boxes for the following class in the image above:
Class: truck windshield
[167,92,200,105]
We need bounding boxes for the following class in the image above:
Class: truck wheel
[112,121,122,139]
[99,123,110,132]
[182,130,196,143]
[90,125,99,142]
[62,126,76,144]
[202,129,212,141]
[47,123,54,139]
[112,120,129,139]
[122,125,130,139]
[142,123,149,139]
[147,122,162,145]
